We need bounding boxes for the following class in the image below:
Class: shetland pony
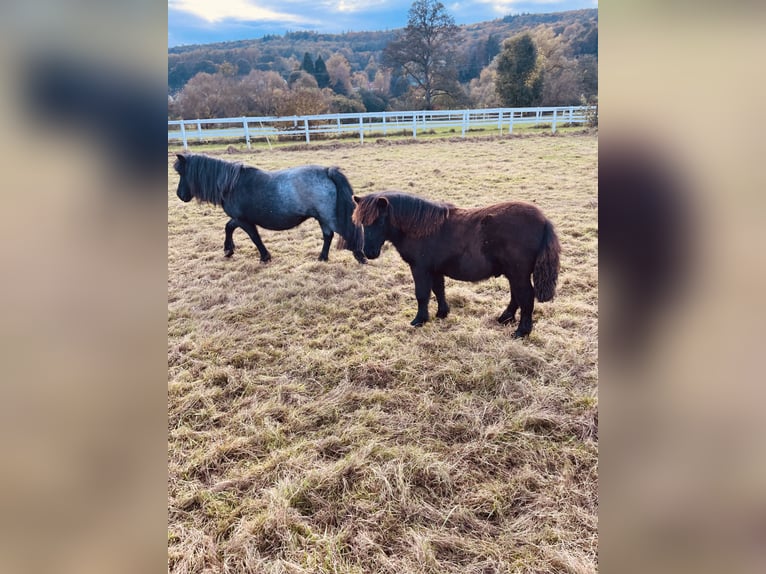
[352,191,560,337]
[174,153,366,263]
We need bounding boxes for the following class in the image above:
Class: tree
[495,33,543,107]
[359,89,387,112]
[383,0,459,109]
[531,26,581,105]
[314,55,330,88]
[485,34,501,65]
[288,70,319,90]
[469,65,501,108]
[301,52,315,75]
[277,88,328,117]
[239,70,288,116]
[217,61,237,77]
[235,58,252,76]
[326,53,352,96]
[174,72,239,119]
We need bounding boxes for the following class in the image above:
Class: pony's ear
[352,195,360,204]
[376,196,389,211]
[176,153,186,164]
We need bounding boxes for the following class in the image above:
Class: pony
[352,191,560,337]
[173,153,366,264]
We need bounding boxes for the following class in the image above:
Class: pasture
[168,132,598,573]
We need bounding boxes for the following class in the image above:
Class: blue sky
[168,0,598,47]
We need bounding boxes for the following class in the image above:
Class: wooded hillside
[168,8,597,118]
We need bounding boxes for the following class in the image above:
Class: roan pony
[174,153,366,263]
[352,191,560,337]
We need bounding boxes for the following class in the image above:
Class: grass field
[168,132,598,573]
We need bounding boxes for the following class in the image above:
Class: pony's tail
[328,167,364,253]
[533,220,561,302]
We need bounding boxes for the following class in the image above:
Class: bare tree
[383,0,459,109]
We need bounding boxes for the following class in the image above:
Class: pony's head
[353,191,453,259]
[173,154,192,202]
[352,194,390,259]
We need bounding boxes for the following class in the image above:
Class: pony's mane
[176,154,244,206]
[354,192,453,238]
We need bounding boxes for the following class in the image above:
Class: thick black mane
[356,191,454,238]
[175,154,244,206]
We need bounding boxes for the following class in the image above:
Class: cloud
[169,0,313,24]
[473,0,582,16]
[330,1,391,13]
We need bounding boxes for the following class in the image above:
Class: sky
[168,0,598,47]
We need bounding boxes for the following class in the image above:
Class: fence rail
[168,106,594,149]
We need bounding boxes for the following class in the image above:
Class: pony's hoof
[436,308,450,319]
[497,314,516,325]
[410,318,427,327]
[260,255,272,264]
[353,252,368,264]
[318,255,329,262]
[512,329,530,339]
[224,249,234,258]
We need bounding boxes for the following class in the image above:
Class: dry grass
[168,132,598,573]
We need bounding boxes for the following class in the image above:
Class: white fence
[168,106,593,149]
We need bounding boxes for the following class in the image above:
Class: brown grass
[168,133,598,573]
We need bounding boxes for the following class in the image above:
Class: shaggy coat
[174,153,365,263]
[353,191,560,336]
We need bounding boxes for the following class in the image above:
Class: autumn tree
[495,33,543,107]
[238,70,288,116]
[530,27,581,105]
[326,53,353,95]
[383,0,459,109]
[469,65,501,108]
[288,70,319,91]
[173,72,239,118]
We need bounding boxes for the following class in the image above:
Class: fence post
[359,116,364,143]
[197,121,203,142]
[509,111,514,134]
[551,109,557,134]
[179,121,188,150]
[242,118,251,149]
[498,110,503,135]
[461,111,467,137]
[382,114,387,135]
[412,113,417,138]
[304,119,310,143]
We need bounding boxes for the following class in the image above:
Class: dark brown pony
[352,191,560,337]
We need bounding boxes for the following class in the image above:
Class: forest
[168,8,597,119]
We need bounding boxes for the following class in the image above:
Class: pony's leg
[497,283,518,324]
[224,219,238,257]
[433,274,450,319]
[318,230,334,261]
[410,266,433,327]
[238,221,272,263]
[507,274,535,337]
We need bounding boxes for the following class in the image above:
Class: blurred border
[1,0,765,572]
[0,1,168,573]
[601,2,766,574]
